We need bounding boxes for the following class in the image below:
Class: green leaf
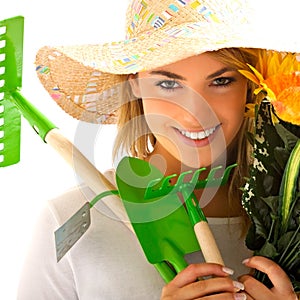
[275,123,299,151]
[261,196,279,214]
[245,224,266,251]
[273,147,290,171]
[277,231,300,253]
[255,241,278,259]
[279,140,300,232]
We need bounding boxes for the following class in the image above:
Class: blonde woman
[18,1,299,299]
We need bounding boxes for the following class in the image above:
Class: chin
[175,146,228,171]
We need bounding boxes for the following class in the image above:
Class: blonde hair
[112,48,264,230]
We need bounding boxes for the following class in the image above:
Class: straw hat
[35,0,300,124]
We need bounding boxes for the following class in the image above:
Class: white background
[0,0,128,298]
[0,0,299,298]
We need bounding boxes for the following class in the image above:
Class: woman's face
[130,53,248,169]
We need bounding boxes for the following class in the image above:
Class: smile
[178,125,219,140]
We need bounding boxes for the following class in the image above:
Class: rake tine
[220,163,237,185]
[195,165,222,188]
[175,170,193,187]
[190,167,207,186]
[145,164,237,198]
[144,174,177,199]
[207,165,223,181]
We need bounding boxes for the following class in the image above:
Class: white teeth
[179,126,217,140]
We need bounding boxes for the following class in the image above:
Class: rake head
[0,16,57,167]
[0,16,24,167]
[144,163,237,200]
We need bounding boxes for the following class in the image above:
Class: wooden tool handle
[194,221,224,265]
[45,128,133,232]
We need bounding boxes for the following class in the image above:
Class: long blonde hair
[112,48,264,227]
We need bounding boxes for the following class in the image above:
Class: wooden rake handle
[45,128,133,232]
[194,221,224,265]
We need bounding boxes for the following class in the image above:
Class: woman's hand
[161,263,246,300]
[239,256,298,300]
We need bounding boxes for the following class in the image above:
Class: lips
[173,124,221,148]
[177,124,220,140]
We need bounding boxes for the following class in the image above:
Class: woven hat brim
[35,21,300,124]
[36,48,126,124]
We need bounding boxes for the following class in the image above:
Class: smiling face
[129,53,248,171]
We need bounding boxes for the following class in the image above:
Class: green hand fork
[55,156,235,282]
[115,157,236,282]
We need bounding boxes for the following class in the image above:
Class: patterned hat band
[35,0,300,124]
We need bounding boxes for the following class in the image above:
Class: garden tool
[0,15,132,239]
[114,156,236,282]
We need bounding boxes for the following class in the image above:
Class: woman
[18,0,299,299]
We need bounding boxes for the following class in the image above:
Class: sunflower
[240,51,300,125]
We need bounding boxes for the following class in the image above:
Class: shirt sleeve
[17,201,78,300]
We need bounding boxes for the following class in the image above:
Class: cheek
[217,85,247,117]
[218,93,247,141]
[142,98,183,124]
[143,98,175,113]
[226,99,246,122]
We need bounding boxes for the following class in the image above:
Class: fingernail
[233,281,245,291]
[234,293,247,300]
[222,266,234,275]
[242,258,250,264]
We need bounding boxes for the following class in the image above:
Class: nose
[176,87,218,128]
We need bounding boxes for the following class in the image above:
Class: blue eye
[156,80,181,91]
[211,77,235,87]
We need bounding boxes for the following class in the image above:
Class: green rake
[1,15,140,262]
[0,15,129,234]
[0,16,57,167]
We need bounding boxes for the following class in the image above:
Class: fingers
[170,263,233,287]
[171,277,241,299]
[239,274,271,300]
[240,256,297,300]
[161,263,247,300]
[242,256,294,294]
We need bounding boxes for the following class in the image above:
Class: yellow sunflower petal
[247,64,265,82]
[279,53,300,73]
[268,52,281,77]
[263,86,277,101]
[239,69,260,85]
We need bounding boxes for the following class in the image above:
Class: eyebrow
[149,70,187,80]
[149,67,235,81]
[205,67,235,80]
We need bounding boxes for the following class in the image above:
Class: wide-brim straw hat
[36,0,300,124]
